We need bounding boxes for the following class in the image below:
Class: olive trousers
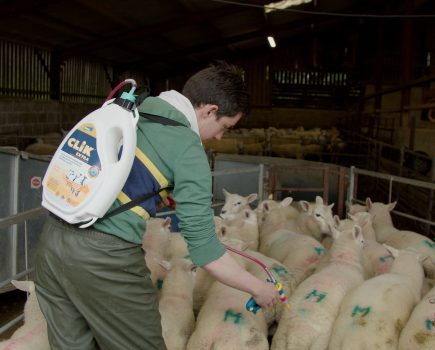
[34,215,167,350]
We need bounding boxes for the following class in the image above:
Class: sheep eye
[315,213,321,218]
[236,201,242,205]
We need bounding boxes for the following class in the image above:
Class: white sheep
[367,199,435,278]
[258,196,327,285]
[260,196,335,242]
[220,189,258,220]
[346,200,368,215]
[398,284,435,349]
[328,246,427,350]
[316,214,393,278]
[186,245,269,350]
[142,217,172,287]
[271,224,365,350]
[260,227,326,287]
[0,280,49,350]
[217,208,260,250]
[221,237,295,326]
[256,197,300,234]
[157,258,196,350]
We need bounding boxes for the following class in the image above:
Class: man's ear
[205,104,218,117]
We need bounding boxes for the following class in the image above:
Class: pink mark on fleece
[3,323,46,350]
[331,252,356,266]
[298,254,321,268]
[376,260,393,274]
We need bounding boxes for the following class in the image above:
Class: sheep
[315,213,393,278]
[257,197,300,234]
[186,242,269,350]
[220,189,258,220]
[217,208,260,250]
[258,196,327,285]
[271,224,365,350]
[259,226,326,287]
[221,237,295,326]
[157,258,196,350]
[0,280,49,350]
[345,200,368,215]
[367,199,435,278]
[328,246,427,350]
[294,196,336,241]
[142,217,172,287]
[398,284,435,349]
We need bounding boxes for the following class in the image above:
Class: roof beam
[76,0,135,29]
[60,5,246,60]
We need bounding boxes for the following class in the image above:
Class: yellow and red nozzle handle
[246,280,289,314]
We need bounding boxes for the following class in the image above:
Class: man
[35,61,278,350]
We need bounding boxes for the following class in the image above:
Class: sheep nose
[221,210,226,214]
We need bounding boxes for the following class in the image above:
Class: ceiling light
[267,36,276,48]
[264,0,313,13]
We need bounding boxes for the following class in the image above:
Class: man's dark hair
[182,61,250,119]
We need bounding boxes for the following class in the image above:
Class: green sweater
[93,96,226,266]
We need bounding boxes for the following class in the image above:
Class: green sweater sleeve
[172,141,226,266]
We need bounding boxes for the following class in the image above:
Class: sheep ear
[268,193,274,199]
[315,196,324,205]
[157,259,171,271]
[300,201,310,212]
[352,225,363,240]
[383,244,399,258]
[222,188,229,198]
[247,193,258,204]
[280,197,293,207]
[11,280,35,293]
[366,198,373,209]
[388,201,397,211]
[328,203,335,210]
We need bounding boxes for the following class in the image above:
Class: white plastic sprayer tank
[42,80,139,228]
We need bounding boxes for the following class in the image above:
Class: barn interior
[1,0,435,346]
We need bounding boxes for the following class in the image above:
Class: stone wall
[0,98,98,150]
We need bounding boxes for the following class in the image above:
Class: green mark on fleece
[423,240,435,249]
[272,266,288,278]
[304,290,327,303]
[224,310,243,324]
[315,247,326,255]
[379,255,393,263]
[425,318,434,331]
[352,305,371,318]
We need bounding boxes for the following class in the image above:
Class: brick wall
[0,99,99,150]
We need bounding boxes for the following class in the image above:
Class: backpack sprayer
[223,244,289,314]
[42,79,139,228]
